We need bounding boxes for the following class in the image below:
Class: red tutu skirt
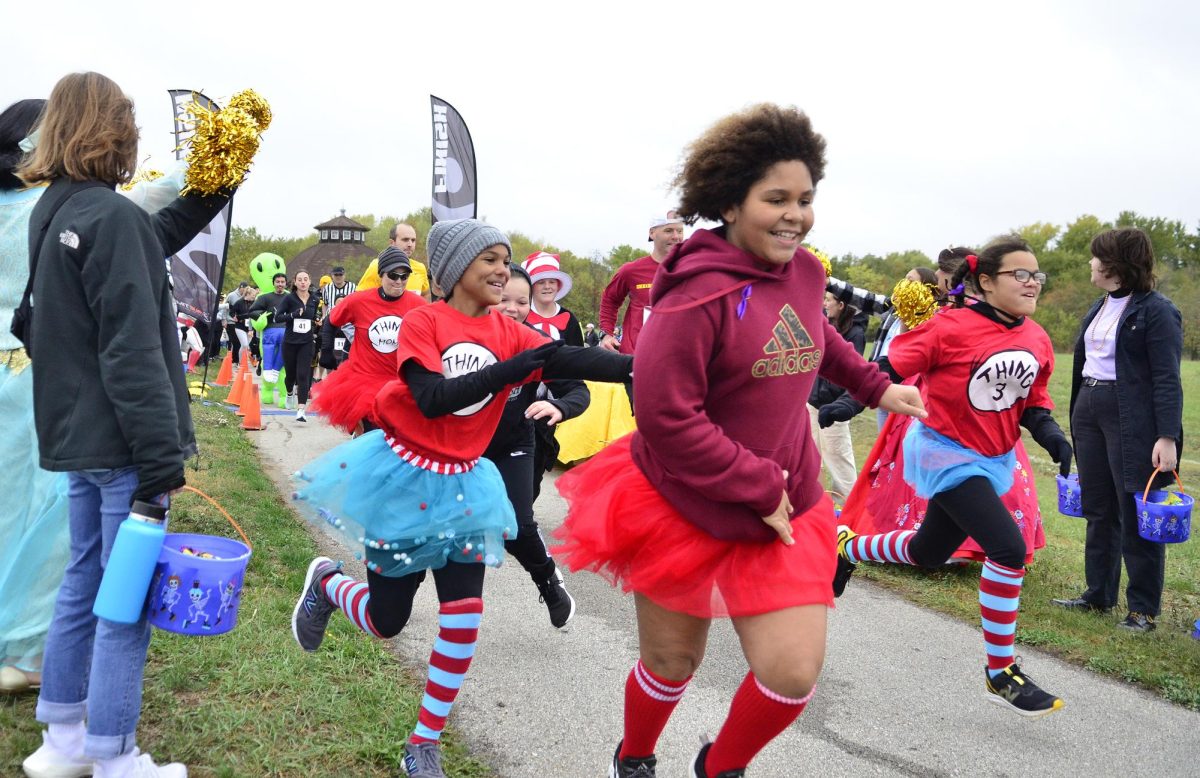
[840,409,1046,563]
[309,361,388,434]
[551,435,836,618]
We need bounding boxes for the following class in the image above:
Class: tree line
[226,209,1197,356]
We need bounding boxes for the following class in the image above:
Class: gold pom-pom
[120,167,164,191]
[805,244,832,278]
[180,90,271,196]
[227,90,272,132]
[891,279,938,330]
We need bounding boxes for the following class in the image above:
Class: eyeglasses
[994,269,1048,285]
[384,271,410,282]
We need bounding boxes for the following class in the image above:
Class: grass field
[839,357,1200,708]
[0,394,487,777]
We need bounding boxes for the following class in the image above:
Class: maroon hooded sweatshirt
[630,227,891,542]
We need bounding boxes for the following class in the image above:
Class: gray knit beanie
[426,219,512,295]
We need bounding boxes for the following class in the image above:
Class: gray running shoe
[403,742,445,777]
[291,556,341,652]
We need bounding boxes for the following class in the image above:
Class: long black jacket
[1069,290,1184,492]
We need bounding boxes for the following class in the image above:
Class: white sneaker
[295,408,307,423]
[94,749,186,778]
[286,392,297,410]
[22,733,94,778]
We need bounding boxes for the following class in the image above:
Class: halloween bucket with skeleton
[148,488,252,636]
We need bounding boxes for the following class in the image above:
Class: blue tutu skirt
[903,421,1015,499]
[291,430,517,576]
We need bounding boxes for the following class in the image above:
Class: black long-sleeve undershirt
[403,345,632,418]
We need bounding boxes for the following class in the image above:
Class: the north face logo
[751,304,821,377]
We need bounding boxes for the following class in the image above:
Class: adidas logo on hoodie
[751,304,822,377]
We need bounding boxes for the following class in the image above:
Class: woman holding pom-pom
[18,71,249,778]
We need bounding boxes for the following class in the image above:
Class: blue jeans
[35,468,157,759]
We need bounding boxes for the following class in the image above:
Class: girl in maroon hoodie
[554,104,926,778]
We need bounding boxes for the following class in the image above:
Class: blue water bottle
[93,500,167,623]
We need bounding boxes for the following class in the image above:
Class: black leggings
[225,324,242,365]
[282,340,315,404]
[907,476,1027,570]
[365,563,485,638]
[491,447,556,582]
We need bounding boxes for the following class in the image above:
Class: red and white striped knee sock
[323,572,382,637]
[619,659,691,759]
[706,672,814,775]
[844,530,915,565]
[980,559,1023,676]
[410,597,483,744]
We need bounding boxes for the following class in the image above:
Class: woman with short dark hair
[1051,227,1183,633]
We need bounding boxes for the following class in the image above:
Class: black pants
[365,563,485,638]
[906,476,1027,571]
[1072,384,1164,614]
[492,447,556,582]
[225,324,243,365]
[282,340,315,404]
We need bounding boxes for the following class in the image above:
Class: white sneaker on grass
[22,731,94,778]
[95,748,186,777]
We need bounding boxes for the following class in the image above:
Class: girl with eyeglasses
[836,235,1072,719]
[838,249,1048,569]
[309,247,427,434]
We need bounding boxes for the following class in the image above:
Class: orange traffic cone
[227,360,248,407]
[240,372,264,430]
[214,350,233,386]
[235,369,254,416]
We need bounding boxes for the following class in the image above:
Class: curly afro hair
[673,104,826,225]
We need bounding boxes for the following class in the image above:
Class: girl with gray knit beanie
[288,219,633,777]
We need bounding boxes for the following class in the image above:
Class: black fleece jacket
[29,178,229,501]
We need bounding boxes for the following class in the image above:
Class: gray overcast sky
[7,0,1198,260]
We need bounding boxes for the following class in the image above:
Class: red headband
[966,254,978,273]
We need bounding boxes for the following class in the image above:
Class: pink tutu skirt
[552,435,836,618]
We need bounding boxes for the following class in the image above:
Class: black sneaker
[1118,612,1157,633]
[536,568,576,629]
[609,740,656,778]
[291,556,341,652]
[1050,596,1112,613]
[833,525,857,597]
[691,739,744,778]
[984,663,1064,718]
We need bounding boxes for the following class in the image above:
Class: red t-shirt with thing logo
[373,302,546,462]
[887,306,1055,457]
[329,288,427,379]
[309,288,429,433]
[629,228,892,542]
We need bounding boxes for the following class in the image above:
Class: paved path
[247,411,1198,777]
